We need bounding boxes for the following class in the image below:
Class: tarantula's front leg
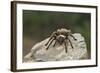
[45,32,56,46]
[68,38,74,49]
[64,40,68,53]
[45,36,53,46]
[46,38,55,50]
[70,34,77,40]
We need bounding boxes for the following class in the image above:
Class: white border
[16,3,96,69]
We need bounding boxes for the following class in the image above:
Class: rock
[24,33,88,62]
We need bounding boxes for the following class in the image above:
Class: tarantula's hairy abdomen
[57,28,71,33]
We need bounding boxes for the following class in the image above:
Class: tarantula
[45,28,77,53]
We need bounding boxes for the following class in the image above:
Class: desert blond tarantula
[45,28,77,53]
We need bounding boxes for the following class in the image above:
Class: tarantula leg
[64,41,68,53]
[46,38,54,50]
[68,39,74,49]
[45,37,53,46]
[70,34,77,40]
[53,40,57,47]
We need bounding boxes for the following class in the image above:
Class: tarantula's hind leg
[45,37,53,46]
[46,38,54,50]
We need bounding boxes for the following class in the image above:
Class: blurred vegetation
[23,10,91,58]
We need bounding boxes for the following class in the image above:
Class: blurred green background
[23,10,91,59]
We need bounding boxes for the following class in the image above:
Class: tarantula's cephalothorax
[45,28,77,53]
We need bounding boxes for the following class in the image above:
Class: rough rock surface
[24,33,88,62]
